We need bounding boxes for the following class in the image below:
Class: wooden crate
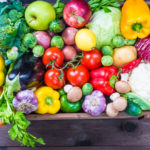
[22,0,150,120]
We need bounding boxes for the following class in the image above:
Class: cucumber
[125,100,142,116]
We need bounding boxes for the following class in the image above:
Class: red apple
[63,0,92,28]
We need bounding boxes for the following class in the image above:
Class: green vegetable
[49,19,65,33]
[60,95,82,113]
[124,92,150,110]
[82,83,93,96]
[53,0,65,19]
[125,39,136,46]
[58,88,66,96]
[7,46,19,61]
[125,100,142,116]
[87,7,121,49]
[101,56,113,66]
[0,86,45,147]
[102,46,113,56]
[51,35,64,49]
[32,45,44,57]
[88,0,124,13]
[23,33,37,48]
[112,35,125,48]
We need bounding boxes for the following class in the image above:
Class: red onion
[135,36,150,62]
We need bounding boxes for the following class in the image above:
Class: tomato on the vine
[81,49,102,70]
[44,68,66,89]
[67,65,89,87]
[42,47,64,68]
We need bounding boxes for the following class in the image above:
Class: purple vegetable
[82,90,106,116]
[13,90,38,114]
[135,36,150,62]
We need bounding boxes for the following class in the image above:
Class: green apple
[25,1,56,30]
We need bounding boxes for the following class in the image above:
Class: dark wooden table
[1,0,150,150]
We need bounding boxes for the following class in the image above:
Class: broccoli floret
[22,33,37,48]
[0,14,11,25]
[19,44,29,52]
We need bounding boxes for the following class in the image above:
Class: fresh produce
[63,0,92,28]
[120,73,129,82]
[44,68,66,89]
[74,44,82,53]
[25,1,56,30]
[87,7,121,49]
[6,53,45,96]
[33,31,51,49]
[81,49,102,70]
[110,92,120,101]
[125,100,142,116]
[82,90,106,116]
[51,35,64,49]
[35,86,61,114]
[82,83,93,96]
[120,58,142,73]
[64,84,73,93]
[49,19,65,33]
[67,65,90,87]
[124,92,150,111]
[6,47,19,61]
[121,0,150,39]
[13,90,38,114]
[62,46,77,61]
[23,33,37,48]
[102,46,113,56]
[67,86,82,102]
[115,81,131,94]
[32,45,45,57]
[112,35,125,48]
[135,36,150,62]
[125,39,136,46]
[113,46,137,67]
[128,63,150,109]
[42,47,64,68]
[0,56,5,86]
[75,29,96,51]
[58,88,66,96]
[62,27,78,45]
[106,103,119,117]
[90,66,118,96]
[101,56,113,66]
[112,97,127,111]
[60,95,82,113]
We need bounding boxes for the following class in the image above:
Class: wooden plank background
[0,0,150,150]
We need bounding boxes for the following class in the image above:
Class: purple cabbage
[82,90,106,116]
[13,90,38,114]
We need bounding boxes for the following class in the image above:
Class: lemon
[0,55,5,71]
[75,29,96,51]
[0,72,5,86]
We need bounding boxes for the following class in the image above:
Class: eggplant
[6,53,45,96]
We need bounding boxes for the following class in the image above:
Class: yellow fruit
[75,28,96,51]
[0,72,5,86]
[0,55,5,71]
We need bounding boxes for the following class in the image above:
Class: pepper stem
[45,96,53,106]
[132,23,143,33]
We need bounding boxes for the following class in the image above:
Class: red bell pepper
[90,66,119,96]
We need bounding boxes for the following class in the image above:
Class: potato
[113,46,137,67]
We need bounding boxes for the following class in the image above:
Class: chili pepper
[120,58,142,73]
[35,86,61,114]
[90,66,119,96]
[121,0,150,39]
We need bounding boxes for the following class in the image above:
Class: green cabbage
[87,7,122,49]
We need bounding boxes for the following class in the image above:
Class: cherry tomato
[44,68,66,89]
[67,65,89,87]
[42,47,64,68]
[0,120,5,128]
[81,49,102,70]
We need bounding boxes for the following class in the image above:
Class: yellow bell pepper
[121,0,150,39]
[35,86,61,114]
[0,55,5,86]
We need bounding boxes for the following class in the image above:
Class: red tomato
[81,49,102,70]
[67,65,89,87]
[42,47,64,68]
[44,68,66,89]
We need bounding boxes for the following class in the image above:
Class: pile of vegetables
[0,0,150,147]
